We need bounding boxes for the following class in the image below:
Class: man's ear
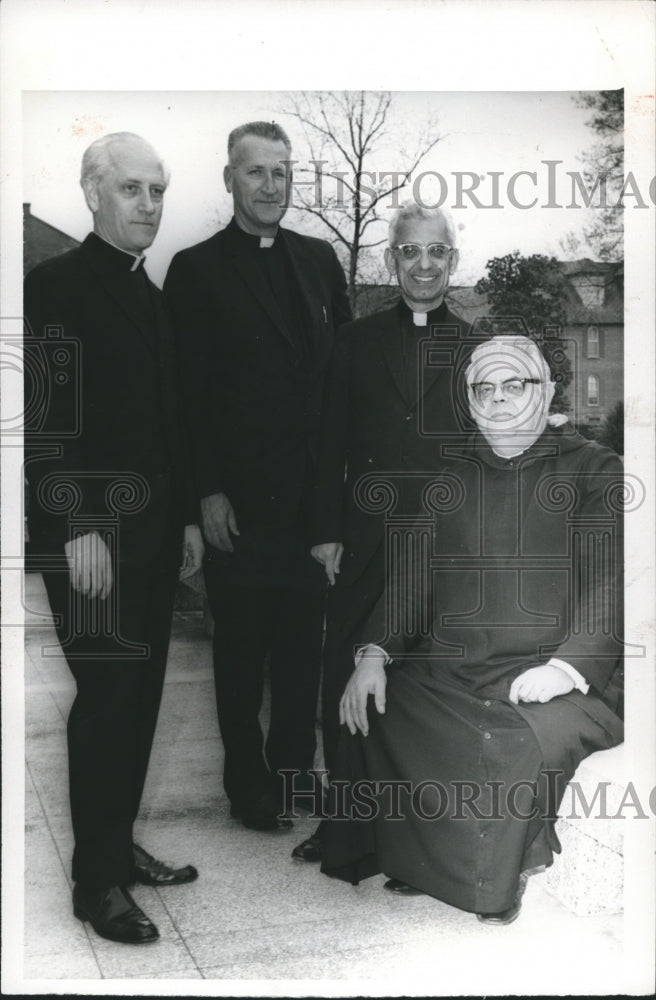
[449,249,460,275]
[384,247,395,278]
[81,178,99,213]
[223,164,232,193]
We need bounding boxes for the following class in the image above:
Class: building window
[571,275,605,308]
[587,374,600,406]
[587,325,600,358]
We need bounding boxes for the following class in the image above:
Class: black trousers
[204,541,325,810]
[42,543,179,889]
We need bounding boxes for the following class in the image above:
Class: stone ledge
[542,745,625,915]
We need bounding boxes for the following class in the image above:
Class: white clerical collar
[259,236,275,249]
[95,232,145,270]
[412,312,427,327]
[492,446,528,459]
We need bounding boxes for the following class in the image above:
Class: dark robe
[321,425,624,914]
[312,299,473,775]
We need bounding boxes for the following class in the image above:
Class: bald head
[80,132,168,255]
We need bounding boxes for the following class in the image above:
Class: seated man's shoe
[291,834,322,862]
[383,878,425,896]
[73,884,159,944]
[132,843,198,886]
[476,871,530,926]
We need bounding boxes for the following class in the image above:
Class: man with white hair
[292,203,470,861]
[320,335,624,924]
[24,132,203,944]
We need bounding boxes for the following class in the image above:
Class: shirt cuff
[356,644,391,666]
[548,657,589,694]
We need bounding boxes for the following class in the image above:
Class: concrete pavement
[19,572,626,995]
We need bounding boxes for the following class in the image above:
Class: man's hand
[509,664,575,705]
[179,524,205,580]
[200,493,240,552]
[64,532,113,600]
[339,646,387,737]
[311,541,344,586]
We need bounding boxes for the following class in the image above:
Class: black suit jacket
[163,220,352,536]
[24,233,193,567]
[312,300,473,583]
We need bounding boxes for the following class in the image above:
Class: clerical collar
[93,231,145,270]
[230,218,278,250]
[85,232,147,273]
[399,299,447,327]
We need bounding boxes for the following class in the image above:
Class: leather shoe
[230,802,293,832]
[291,834,322,862]
[73,884,159,944]
[383,878,425,896]
[476,871,530,926]
[132,843,198,886]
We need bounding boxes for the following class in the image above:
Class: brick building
[557,260,623,427]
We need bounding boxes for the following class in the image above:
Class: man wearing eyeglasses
[320,335,624,925]
[292,203,470,862]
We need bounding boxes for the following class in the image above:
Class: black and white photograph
[1,1,654,996]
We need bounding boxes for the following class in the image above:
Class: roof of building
[23,203,80,276]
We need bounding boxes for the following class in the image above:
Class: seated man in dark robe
[320,335,624,925]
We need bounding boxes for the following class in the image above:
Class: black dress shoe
[73,884,159,944]
[291,834,322,862]
[476,870,530,925]
[230,802,293,832]
[132,843,198,886]
[383,878,425,896]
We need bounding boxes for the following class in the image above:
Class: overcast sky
[24,89,609,288]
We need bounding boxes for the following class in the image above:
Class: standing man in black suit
[293,203,471,861]
[24,132,203,944]
[164,122,351,831]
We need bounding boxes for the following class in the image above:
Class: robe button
[484,700,492,708]
[483,731,491,740]
[405,411,414,420]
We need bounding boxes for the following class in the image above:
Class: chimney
[23,203,31,219]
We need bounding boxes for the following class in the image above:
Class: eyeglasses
[390,243,453,261]
[469,378,542,403]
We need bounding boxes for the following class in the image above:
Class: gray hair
[466,335,553,385]
[227,121,292,162]
[80,132,169,187]
[388,202,457,248]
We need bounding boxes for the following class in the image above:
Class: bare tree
[562,90,623,262]
[279,91,442,311]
